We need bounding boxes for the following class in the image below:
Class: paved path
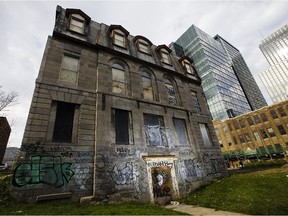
[166,204,246,215]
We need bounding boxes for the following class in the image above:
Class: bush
[244,159,287,169]
[0,173,12,201]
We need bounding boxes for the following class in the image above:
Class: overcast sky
[1,0,288,148]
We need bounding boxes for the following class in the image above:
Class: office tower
[259,24,288,103]
[11,6,227,203]
[172,25,267,120]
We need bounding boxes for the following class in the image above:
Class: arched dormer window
[141,71,154,100]
[179,57,196,76]
[133,36,152,54]
[112,63,126,95]
[164,77,177,105]
[66,8,91,35]
[156,45,172,65]
[109,25,129,48]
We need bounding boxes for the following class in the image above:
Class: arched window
[164,77,177,105]
[112,63,126,94]
[141,71,154,100]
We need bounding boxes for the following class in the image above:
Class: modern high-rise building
[171,25,267,120]
[259,24,288,104]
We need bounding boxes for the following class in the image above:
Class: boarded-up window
[59,55,79,85]
[144,114,166,146]
[164,78,177,105]
[141,71,153,100]
[137,39,150,54]
[112,63,126,94]
[112,29,126,48]
[69,14,85,34]
[173,118,188,145]
[161,50,171,64]
[112,109,133,144]
[191,91,201,112]
[53,102,75,142]
[199,123,212,147]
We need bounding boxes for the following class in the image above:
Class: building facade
[11,6,227,203]
[259,24,288,104]
[213,99,288,161]
[171,25,267,120]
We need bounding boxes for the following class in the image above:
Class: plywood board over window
[59,55,79,85]
[69,14,85,34]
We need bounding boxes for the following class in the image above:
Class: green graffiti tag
[12,155,74,187]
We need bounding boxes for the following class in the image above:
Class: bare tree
[0,86,19,112]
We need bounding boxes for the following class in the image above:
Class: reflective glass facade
[259,24,288,103]
[174,25,264,120]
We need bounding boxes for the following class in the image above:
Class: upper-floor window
[182,59,195,75]
[144,114,167,147]
[191,91,201,112]
[59,55,79,85]
[199,123,213,147]
[253,115,261,124]
[164,77,177,105]
[112,108,133,144]
[137,39,150,54]
[270,109,278,119]
[247,116,254,126]
[52,101,77,143]
[173,118,188,146]
[109,26,129,49]
[112,63,126,95]
[161,49,171,64]
[141,71,154,100]
[260,113,268,122]
[277,107,287,117]
[69,14,85,34]
[239,119,246,128]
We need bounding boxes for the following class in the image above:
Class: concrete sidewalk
[166,204,246,215]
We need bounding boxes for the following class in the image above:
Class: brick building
[0,117,11,164]
[213,99,288,163]
[11,6,227,203]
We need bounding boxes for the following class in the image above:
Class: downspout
[80,49,99,204]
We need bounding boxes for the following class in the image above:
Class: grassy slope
[182,167,288,215]
[0,173,185,215]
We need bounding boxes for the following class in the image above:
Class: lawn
[182,166,288,215]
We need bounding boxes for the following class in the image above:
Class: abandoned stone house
[11,5,227,203]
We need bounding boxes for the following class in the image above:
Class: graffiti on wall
[151,166,172,198]
[109,162,133,185]
[12,155,74,187]
[74,165,92,190]
[21,141,44,153]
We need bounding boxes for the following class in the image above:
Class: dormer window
[180,57,196,76]
[133,36,153,55]
[69,14,85,34]
[109,26,129,49]
[161,49,171,65]
[156,45,172,65]
[113,30,126,47]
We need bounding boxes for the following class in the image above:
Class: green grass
[182,167,288,215]
[0,201,186,215]
[0,172,185,215]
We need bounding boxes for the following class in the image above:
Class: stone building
[213,99,288,163]
[11,6,227,203]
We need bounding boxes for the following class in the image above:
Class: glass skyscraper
[171,25,267,120]
[259,24,288,104]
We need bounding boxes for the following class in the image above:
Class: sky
[1,0,288,148]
